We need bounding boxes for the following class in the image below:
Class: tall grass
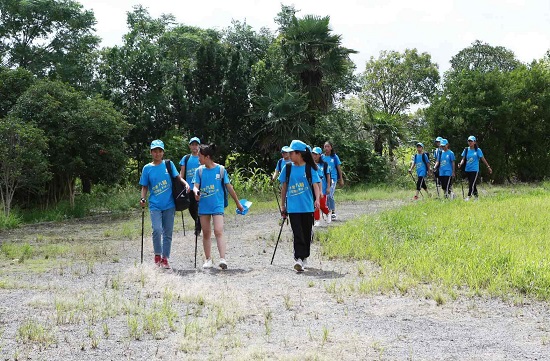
[321,187,550,300]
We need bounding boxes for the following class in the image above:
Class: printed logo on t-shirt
[215,173,221,180]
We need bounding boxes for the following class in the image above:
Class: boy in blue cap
[140,140,190,269]
[272,146,292,181]
[179,137,202,235]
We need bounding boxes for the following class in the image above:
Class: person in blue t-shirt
[312,147,331,226]
[408,142,431,200]
[433,136,444,188]
[434,138,455,198]
[192,144,244,270]
[279,140,321,272]
[457,135,493,200]
[272,146,292,181]
[140,140,190,269]
[179,136,202,235]
[322,141,343,221]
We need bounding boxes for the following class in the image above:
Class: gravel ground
[0,200,549,360]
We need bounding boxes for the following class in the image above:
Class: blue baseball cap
[288,140,308,152]
[440,139,449,146]
[312,146,323,154]
[188,137,201,144]
[467,135,476,142]
[150,139,165,150]
[416,142,424,148]
[281,146,292,153]
[435,136,443,142]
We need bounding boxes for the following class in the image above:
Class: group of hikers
[408,136,492,200]
[138,134,491,273]
[138,137,343,273]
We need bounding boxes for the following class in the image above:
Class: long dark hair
[300,148,318,171]
[324,141,336,156]
[199,143,217,160]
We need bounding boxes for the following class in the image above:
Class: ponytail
[301,148,318,171]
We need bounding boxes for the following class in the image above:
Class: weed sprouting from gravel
[16,319,57,349]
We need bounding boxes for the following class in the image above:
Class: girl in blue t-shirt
[140,140,190,269]
[322,141,343,221]
[279,140,321,272]
[192,144,244,270]
[434,139,455,198]
[408,142,431,200]
[312,147,331,226]
[457,136,493,200]
[272,146,292,181]
[179,136,202,236]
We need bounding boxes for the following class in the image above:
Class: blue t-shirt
[179,154,200,185]
[322,154,341,183]
[438,150,455,176]
[413,153,429,177]
[192,165,230,215]
[316,161,330,195]
[275,158,292,172]
[433,148,443,169]
[139,161,179,211]
[461,148,484,172]
[278,164,321,213]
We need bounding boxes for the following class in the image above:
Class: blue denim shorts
[199,212,224,216]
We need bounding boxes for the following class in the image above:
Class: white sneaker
[293,258,304,272]
[314,220,321,227]
[202,258,213,269]
[218,258,227,270]
[326,214,332,224]
[331,213,337,221]
[464,197,470,201]
[302,258,308,270]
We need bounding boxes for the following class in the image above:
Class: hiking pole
[140,207,145,264]
[181,212,186,236]
[194,231,198,268]
[433,172,440,198]
[460,173,465,199]
[273,184,281,214]
[409,172,423,198]
[271,213,287,265]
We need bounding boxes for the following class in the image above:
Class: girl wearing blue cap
[272,146,292,181]
[408,143,430,199]
[322,141,343,220]
[457,136,492,200]
[312,147,331,226]
[180,136,202,235]
[192,144,244,270]
[140,140,190,269]
[434,139,455,198]
[279,140,321,272]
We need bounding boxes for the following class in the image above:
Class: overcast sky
[78,0,550,74]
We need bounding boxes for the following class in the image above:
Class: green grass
[321,186,550,300]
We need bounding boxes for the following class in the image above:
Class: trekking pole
[273,184,281,214]
[140,207,145,264]
[194,231,198,268]
[409,172,423,198]
[181,211,186,236]
[433,172,440,198]
[271,213,287,265]
[460,173,465,199]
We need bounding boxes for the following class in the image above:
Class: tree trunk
[82,177,92,194]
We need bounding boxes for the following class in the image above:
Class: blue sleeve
[334,154,342,166]
[192,167,200,185]
[478,149,484,158]
[223,168,230,184]
[450,152,456,162]
[170,161,179,177]
[312,168,321,183]
[462,149,467,158]
[278,165,287,184]
[139,166,148,187]
[179,156,186,166]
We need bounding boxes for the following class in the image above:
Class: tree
[0,116,50,216]
[280,14,357,120]
[11,80,128,205]
[359,49,439,155]
[447,40,520,77]
[0,66,34,118]
[0,0,99,90]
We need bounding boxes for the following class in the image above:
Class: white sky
[79,0,550,74]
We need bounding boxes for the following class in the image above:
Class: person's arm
[280,183,287,216]
[325,173,331,195]
[313,182,321,209]
[177,174,190,191]
[180,165,186,179]
[408,156,415,173]
[336,164,344,186]
[226,184,244,212]
[140,186,147,207]
[272,170,280,182]
[481,157,492,174]
[452,160,456,178]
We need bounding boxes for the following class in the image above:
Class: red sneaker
[413,195,419,200]
[161,257,171,269]
[154,254,161,266]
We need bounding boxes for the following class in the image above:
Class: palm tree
[280,15,357,122]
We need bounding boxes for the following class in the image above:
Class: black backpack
[165,160,190,211]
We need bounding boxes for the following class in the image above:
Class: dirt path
[1,200,549,360]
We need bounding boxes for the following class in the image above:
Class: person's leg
[415,177,422,197]
[289,213,306,260]
[327,182,336,211]
[212,215,225,259]
[200,215,212,260]
[472,171,479,197]
[314,205,320,221]
[301,213,314,260]
[150,210,163,257]
[440,176,449,197]
[320,194,329,215]
[161,207,176,259]
[466,172,474,197]
[188,196,201,235]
